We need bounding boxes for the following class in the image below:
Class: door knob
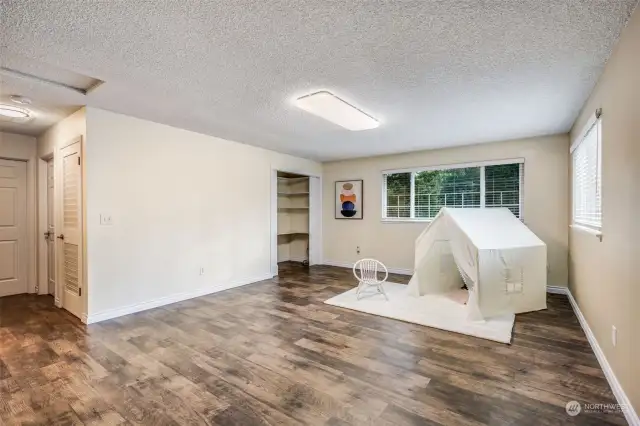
[57,234,65,240]
[44,231,52,240]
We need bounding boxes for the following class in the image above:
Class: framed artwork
[335,180,363,219]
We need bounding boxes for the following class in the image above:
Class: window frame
[570,111,602,233]
[381,158,524,223]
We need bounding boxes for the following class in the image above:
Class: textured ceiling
[1,1,637,161]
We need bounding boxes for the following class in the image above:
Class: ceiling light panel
[295,91,379,131]
[0,104,30,118]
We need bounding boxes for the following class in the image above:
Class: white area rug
[325,282,515,344]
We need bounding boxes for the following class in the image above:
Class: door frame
[55,136,86,317]
[37,155,54,296]
[270,167,322,277]
[37,135,87,320]
[0,158,28,296]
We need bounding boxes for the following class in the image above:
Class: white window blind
[414,167,480,218]
[384,172,411,218]
[485,163,523,218]
[571,117,602,229]
[383,160,523,221]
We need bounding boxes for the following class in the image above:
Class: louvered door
[58,140,83,318]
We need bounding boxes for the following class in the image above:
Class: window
[383,160,523,221]
[414,167,480,218]
[571,115,602,230]
[485,163,522,218]
[385,172,411,218]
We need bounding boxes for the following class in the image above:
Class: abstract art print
[335,180,363,219]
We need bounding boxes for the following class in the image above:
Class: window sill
[570,224,603,241]
[381,218,433,224]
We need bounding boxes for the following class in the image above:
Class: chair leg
[378,283,389,301]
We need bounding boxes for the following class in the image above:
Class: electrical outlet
[612,326,617,347]
[199,267,205,275]
[356,246,361,255]
[100,214,113,225]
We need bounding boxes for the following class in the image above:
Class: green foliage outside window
[385,163,521,219]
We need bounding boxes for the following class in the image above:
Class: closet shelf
[277,192,309,196]
[278,207,309,210]
[277,231,309,236]
[277,177,308,182]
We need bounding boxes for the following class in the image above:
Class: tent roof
[443,208,545,250]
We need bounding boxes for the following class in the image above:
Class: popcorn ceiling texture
[1,0,637,160]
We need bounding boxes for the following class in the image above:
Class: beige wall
[569,7,639,415]
[84,108,321,320]
[1,132,37,159]
[37,108,86,158]
[0,132,37,293]
[323,134,569,287]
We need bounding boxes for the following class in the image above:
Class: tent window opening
[383,160,524,221]
[571,115,602,231]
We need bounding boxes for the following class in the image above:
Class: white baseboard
[562,288,638,426]
[286,256,308,263]
[323,260,413,276]
[324,264,570,292]
[538,285,636,424]
[546,285,568,294]
[86,273,273,324]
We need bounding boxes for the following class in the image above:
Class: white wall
[0,132,38,293]
[85,108,321,320]
[569,6,640,416]
[322,135,569,286]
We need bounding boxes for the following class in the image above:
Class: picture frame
[335,179,363,219]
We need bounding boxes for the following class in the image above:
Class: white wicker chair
[353,259,389,300]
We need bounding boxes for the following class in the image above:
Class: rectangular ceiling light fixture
[295,91,379,131]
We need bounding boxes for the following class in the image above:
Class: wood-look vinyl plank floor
[0,262,625,425]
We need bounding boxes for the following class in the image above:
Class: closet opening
[271,169,321,276]
[277,171,310,269]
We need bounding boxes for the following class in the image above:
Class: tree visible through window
[384,162,522,220]
[414,167,480,218]
[385,173,411,218]
[485,164,521,218]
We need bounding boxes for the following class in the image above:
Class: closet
[277,172,309,265]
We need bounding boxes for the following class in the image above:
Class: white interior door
[58,142,83,318]
[0,159,28,297]
[47,159,56,296]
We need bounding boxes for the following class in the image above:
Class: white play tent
[407,208,547,321]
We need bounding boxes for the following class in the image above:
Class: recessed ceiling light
[10,95,32,105]
[295,91,379,131]
[0,104,30,119]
